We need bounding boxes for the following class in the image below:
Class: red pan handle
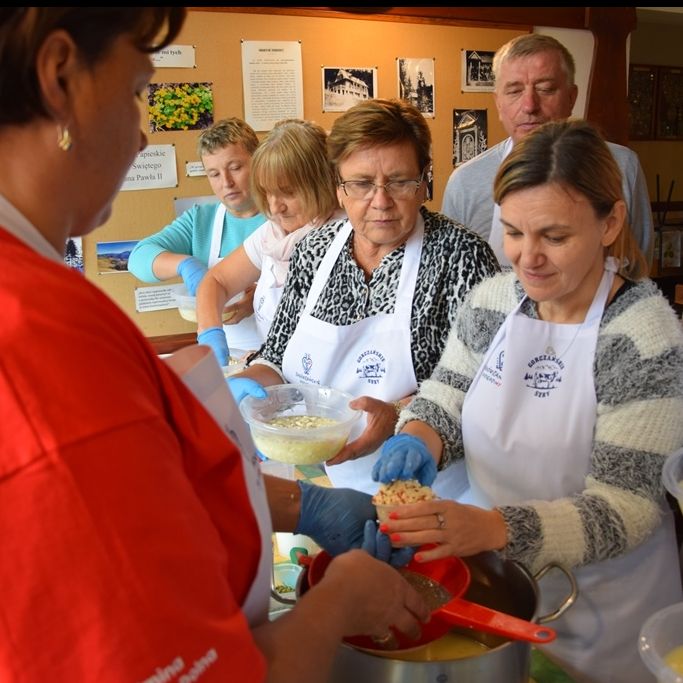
[436,597,556,644]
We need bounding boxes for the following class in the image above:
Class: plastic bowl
[171,284,239,324]
[663,449,683,515]
[639,602,683,682]
[239,384,361,464]
[272,562,304,595]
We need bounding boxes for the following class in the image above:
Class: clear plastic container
[663,449,683,515]
[239,384,361,464]
[171,284,241,324]
[639,602,683,682]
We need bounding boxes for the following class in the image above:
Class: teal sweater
[128,202,264,282]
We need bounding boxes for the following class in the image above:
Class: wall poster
[322,66,377,112]
[461,50,495,92]
[397,57,435,118]
[452,109,488,166]
[241,40,304,131]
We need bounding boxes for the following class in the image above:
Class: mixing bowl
[239,384,360,464]
[171,284,241,324]
[639,601,683,682]
[662,449,683,515]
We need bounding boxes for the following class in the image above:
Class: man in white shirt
[441,34,654,267]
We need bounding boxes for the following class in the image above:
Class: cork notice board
[88,9,523,339]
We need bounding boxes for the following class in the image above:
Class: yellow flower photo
[148,81,214,132]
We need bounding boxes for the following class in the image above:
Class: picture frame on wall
[656,66,683,140]
[397,57,435,118]
[452,109,488,166]
[628,64,657,140]
[629,64,683,141]
[461,50,494,92]
[322,66,377,112]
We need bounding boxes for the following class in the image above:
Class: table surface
[270,464,576,683]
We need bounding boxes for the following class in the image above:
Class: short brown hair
[326,98,432,176]
[0,8,185,126]
[493,34,576,89]
[494,119,648,281]
[250,119,338,224]
[197,118,259,157]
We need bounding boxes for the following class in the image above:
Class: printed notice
[186,161,206,177]
[241,40,303,131]
[135,284,179,313]
[121,144,178,191]
[152,44,196,68]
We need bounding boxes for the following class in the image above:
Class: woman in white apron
[373,120,683,683]
[196,119,340,367]
[228,99,498,497]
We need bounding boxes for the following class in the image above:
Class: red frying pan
[301,548,556,650]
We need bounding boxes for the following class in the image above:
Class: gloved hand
[227,376,267,404]
[177,256,208,296]
[361,519,415,568]
[372,433,437,486]
[295,480,375,556]
[197,326,230,367]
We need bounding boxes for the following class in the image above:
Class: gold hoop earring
[57,125,72,152]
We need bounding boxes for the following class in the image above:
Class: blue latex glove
[197,326,230,367]
[361,520,415,568]
[177,256,208,296]
[372,433,437,486]
[295,481,414,565]
[227,376,267,405]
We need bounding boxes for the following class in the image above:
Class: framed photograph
[656,66,683,140]
[661,230,682,269]
[322,66,377,112]
[147,82,214,133]
[64,236,84,273]
[97,240,138,275]
[397,57,435,118]
[461,50,494,92]
[628,64,657,140]
[452,109,488,166]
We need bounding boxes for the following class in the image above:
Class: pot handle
[532,562,578,624]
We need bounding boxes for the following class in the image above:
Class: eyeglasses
[339,173,424,200]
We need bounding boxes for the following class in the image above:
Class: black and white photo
[397,57,435,117]
[452,109,488,166]
[461,49,495,92]
[322,66,377,112]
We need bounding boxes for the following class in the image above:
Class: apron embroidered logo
[524,347,565,398]
[356,350,386,385]
[301,353,313,375]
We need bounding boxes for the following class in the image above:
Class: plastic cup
[639,602,683,682]
[374,503,399,525]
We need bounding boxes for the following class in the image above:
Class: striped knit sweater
[399,271,683,573]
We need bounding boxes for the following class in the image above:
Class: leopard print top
[252,206,499,382]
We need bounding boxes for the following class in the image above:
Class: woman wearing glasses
[228,98,498,496]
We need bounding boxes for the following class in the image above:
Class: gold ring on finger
[436,512,446,530]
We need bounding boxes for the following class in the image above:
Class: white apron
[281,217,467,499]
[208,205,262,354]
[488,137,513,269]
[460,259,682,683]
[252,252,281,342]
[164,344,271,625]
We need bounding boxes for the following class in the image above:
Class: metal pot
[310,551,576,683]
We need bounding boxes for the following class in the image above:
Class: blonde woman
[196,118,341,367]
